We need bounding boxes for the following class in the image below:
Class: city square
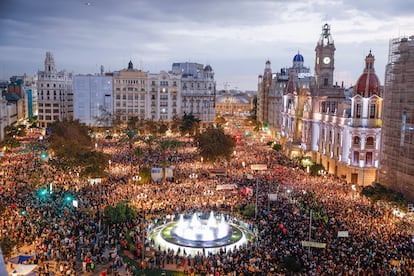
[1,2,414,275]
[0,119,413,275]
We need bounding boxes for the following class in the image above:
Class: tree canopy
[180,113,201,136]
[195,126,235,162]
[48,119,109,177]
[104,200,138,225]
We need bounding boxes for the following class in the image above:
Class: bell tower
[44,51,56,73]
[315,23,335,89]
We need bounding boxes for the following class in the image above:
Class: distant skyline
[0,0,413,91]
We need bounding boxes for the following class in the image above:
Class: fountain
[173,211,230,242]
[148,211,255,256]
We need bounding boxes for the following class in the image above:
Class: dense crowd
[0,129,413,275]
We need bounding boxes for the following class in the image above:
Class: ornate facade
[258,24,383,185]
[172,62,216,127]
[37,52,73,128]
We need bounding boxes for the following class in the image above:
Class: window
[353,136,360,145]
[366,152,373,166]
[356,104,362,118]
[353,151,359,165]
[369,104,376,118]
[323,78,328,86]
[366,137,374,146]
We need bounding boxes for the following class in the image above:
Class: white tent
[10,264,37,275]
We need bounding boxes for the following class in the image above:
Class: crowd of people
[0,128,413,275]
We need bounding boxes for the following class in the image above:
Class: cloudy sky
[0,0,412,91]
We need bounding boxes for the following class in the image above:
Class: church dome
[293,52,304,62]
[204,65,213,72]
[355,51,380,97]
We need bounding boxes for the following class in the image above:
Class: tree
[195,126,235,162]
[140,134,157,155]
[104,200,138,225]
[0,125,26,150]
[180,113,201,137]
[122,119,139,175]
[48,119,109,177]
[0,236,16,259]
[93,106,113,127]
[138,166,152,185]
[214,116,227,127]
[158,123,169,136]
[309,163,325,176]
[240,204,256,218]
[169,115,183,134]
[157,139,181,182]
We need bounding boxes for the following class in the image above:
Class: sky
[0,0,413,91]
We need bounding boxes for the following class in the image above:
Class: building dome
[355,51,380,97]
[293,52,304,62]
[204,65,213,72]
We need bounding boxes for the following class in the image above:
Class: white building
[171,62,216,126]
[37,52,73,128]
[73,74,113,127]
[259,23,382,185]
[147,70,181,121]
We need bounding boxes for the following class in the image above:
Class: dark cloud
[0,0,411,89]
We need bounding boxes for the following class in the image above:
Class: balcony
[348,118,381,128]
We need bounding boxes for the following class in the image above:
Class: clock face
[323,57,331,64]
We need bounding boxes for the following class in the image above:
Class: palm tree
[157,139,182,183]
[139,134,157,156]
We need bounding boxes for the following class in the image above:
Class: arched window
[353,136,360,145]
[366,137,374,146]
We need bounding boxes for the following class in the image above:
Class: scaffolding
[379,36,414,199]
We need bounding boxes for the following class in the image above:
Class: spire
[355,50,380,97]
[318,23,334,46]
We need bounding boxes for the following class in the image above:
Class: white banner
[216,184,237,191]
[268,193,278,201]
[250,164,267,171]
[301,241,326,248]
[151,167,173,181]
[337,231,349,238]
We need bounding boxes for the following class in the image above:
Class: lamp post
[250,164,267,219]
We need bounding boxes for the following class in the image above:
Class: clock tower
[315,23,335,89]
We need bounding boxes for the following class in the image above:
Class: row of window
[40,83,64,88]
[38,109,60,114]
[353,136,375,146]
[354,103,377,118]
[115,94,146,100]
[38,115,59,121]
[353,151,374,166]
[115,87,146,92]
[116,79,146,85]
